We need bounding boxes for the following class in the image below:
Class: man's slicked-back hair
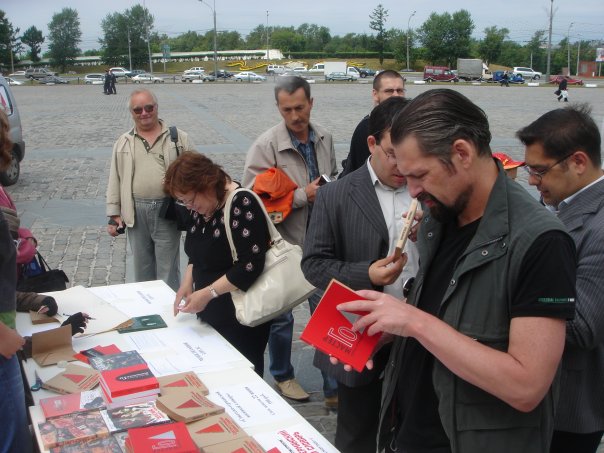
[274,76,311,102]
[390,89,492,166]
[368,97,410,145]
[516,104,601,167]
[373,69,404,90]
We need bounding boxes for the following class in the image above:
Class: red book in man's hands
[300,279,381,372]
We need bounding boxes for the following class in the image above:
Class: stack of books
[89,350,160,409]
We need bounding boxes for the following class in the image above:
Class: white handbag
[223,188,316,327]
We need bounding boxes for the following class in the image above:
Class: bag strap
[223,188,283,263]
[36,252,53,273]
[168,126,181,156]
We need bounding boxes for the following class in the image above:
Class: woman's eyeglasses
[131,104,156,115]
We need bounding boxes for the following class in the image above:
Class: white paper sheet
[40,286,130,335]
[209,381,298,428]
[253,423,339,453]
[88,282,175,318]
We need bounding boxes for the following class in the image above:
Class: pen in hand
[62,313,96,320]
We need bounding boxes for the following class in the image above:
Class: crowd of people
[1,76,603,453]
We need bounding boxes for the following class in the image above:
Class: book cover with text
[126,422,197,453]
[42,364,101,395]
[74,344,122,364]
[100,401,170,433]
[89,350,146,371]
[186,413,246,448]
[156,390,224,423]
[157,371,209,396]
[38,410,109,449]
[40,389,105,419]
[300,279,382,372]
[100,363,159,399]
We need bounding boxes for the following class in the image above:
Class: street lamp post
[199,0,218,77]
[567,22,573,76]
[576,37,581,77]
[406,11,416,71]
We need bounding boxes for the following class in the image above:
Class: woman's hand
[174,265,194,316]
[179,288,213,314]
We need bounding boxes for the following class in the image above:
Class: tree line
[0,5,600,75]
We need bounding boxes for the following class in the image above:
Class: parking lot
[6,81,604,447]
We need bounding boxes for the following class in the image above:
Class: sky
[2,0,603,52]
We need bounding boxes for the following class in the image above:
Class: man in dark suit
[302,96,419,453]
[518,105,604,453]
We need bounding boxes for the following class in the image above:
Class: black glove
[41,296,58,317]
[61,312,88,335]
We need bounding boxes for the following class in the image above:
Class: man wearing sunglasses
[518,105,604,453]
[106,89,195,291]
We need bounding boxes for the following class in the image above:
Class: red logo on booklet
[301,279,381,372]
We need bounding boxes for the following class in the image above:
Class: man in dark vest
[339,89,576,453]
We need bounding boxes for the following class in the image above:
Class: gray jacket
[242,121,337,246]
[556,177,604,433]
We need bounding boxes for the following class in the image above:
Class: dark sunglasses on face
[131,104,156,115]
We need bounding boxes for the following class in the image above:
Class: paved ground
[7,80,604,450]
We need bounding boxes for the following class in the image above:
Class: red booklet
[74,345,122,364]
[300,279,382,372]
[100,363,159,399]
[126,422,197,453]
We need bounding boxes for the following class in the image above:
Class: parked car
[109,67,132,78]
[0,76,25,186]
[183,67,206,75]
[212,70,234,79]
[5,77,24,86]
[131,73,164,84]
[549,75,584,86]
[8,71,26,77]
[233,71,266,82]
[24,68,57,80]
[326,71,355,82]
[512,67,542,80]
[490,71,525,84]
[266,65,286,74]
[36,75,69,84]
[423,66,459,83]
[181,71,215,82]
[352,67,377,78]
[84,73,106,85]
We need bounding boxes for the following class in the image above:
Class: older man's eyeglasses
[523,153,574,181]
[131,104,156,115]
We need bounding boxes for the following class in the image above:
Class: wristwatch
[209,286,219,299]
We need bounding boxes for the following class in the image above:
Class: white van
[266,65,286,74]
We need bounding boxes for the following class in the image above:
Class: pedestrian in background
[557,76,569,102]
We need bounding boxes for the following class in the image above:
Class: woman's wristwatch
[208,286,219,299]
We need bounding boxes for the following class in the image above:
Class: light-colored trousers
[128,198,181,291]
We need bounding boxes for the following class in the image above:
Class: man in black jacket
[557,76,569,102]
[339,70,405,177]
